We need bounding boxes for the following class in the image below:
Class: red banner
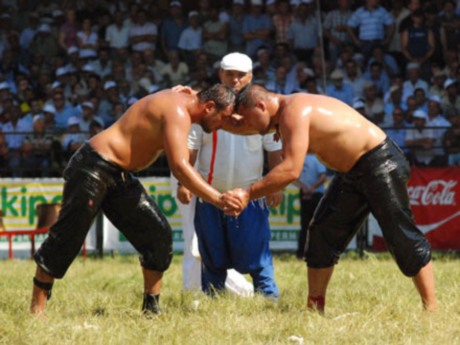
[373,167,460,251]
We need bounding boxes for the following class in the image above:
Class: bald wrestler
[222,83,436,312]
[30,84,241,316]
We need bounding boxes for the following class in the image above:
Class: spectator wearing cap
[346,0,394,64]
[401,8,435,78]
[429,70,447,99]
[79,101,104,137]
[203,5,229,63]
[402,62,429,102]
[228,0,247,53]
[426,95,451,166]
[42,103,59,132]
[29,23,61,61]
[442,111,460,166]
[58,8,78,51]
[405,109,436,166]
[160,50,189,88]
[130,9,158,53]
[384,85,406,121]
[287,0,319,64]
[363,81,384,122]
[105,10,130,54]
[326,68,354,106]
[177,11,203,65]
[441,79,460,116]
[386,106,410,155]
[21,114,54,177]
[272,0,293,45]
[51,91,79,130]
[90,47,112,78]
[242,0,274,58]
[77,17,98,60]
[323,0,352,64]
[64,46,80,72]
[61,116,85,161]
[160,1,187,56]
[2,105,32,177]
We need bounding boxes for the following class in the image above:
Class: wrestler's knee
[393,239,432,277]
[34,249,66,279]
[304,224,340,268]
[139,245,173,272]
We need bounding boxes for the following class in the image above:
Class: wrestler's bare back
[90,90,192,171]
[279,94,387,172]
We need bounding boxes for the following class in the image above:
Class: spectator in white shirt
[130,9,158,52]
[405,109,436,166]
[402,62,429,102]
[105,11,130,52]
[178,11,203,65]
[76,17,98,60]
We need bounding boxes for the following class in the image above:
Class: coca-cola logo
[408,180,457,206]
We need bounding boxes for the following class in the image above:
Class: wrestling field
[1,252,459,345]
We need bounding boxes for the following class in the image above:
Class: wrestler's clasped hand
[221,188,250,217]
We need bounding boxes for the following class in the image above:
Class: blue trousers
[194,199,279,297]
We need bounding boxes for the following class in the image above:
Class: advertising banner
[0,177,302,257]
[372,167,460,250]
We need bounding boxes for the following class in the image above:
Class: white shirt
[178,27,202,51]
[188,125,282,192]
[427,115,451,155]
[105,23,130,49]
[3,119,33,149]
[130,22,157,52]
[402,79,429,102]
[405,127,436,165]
[77,30,98,57]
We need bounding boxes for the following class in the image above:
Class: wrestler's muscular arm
[247,109,310,200]
[162,110,223,209]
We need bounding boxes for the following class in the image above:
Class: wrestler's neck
[186,95,205,122]
[269,95,284,125]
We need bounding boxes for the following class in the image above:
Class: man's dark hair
[197,83,235,110]
[235,83,271,109]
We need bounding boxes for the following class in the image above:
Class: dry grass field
[1,252,459,345]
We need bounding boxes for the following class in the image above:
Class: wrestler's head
[197,83,235,133]
[232,83,274,134]
[219,52,253,92]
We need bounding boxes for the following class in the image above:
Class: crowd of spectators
[0,0,459,177]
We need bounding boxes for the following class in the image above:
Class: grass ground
[0,252,459,345]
